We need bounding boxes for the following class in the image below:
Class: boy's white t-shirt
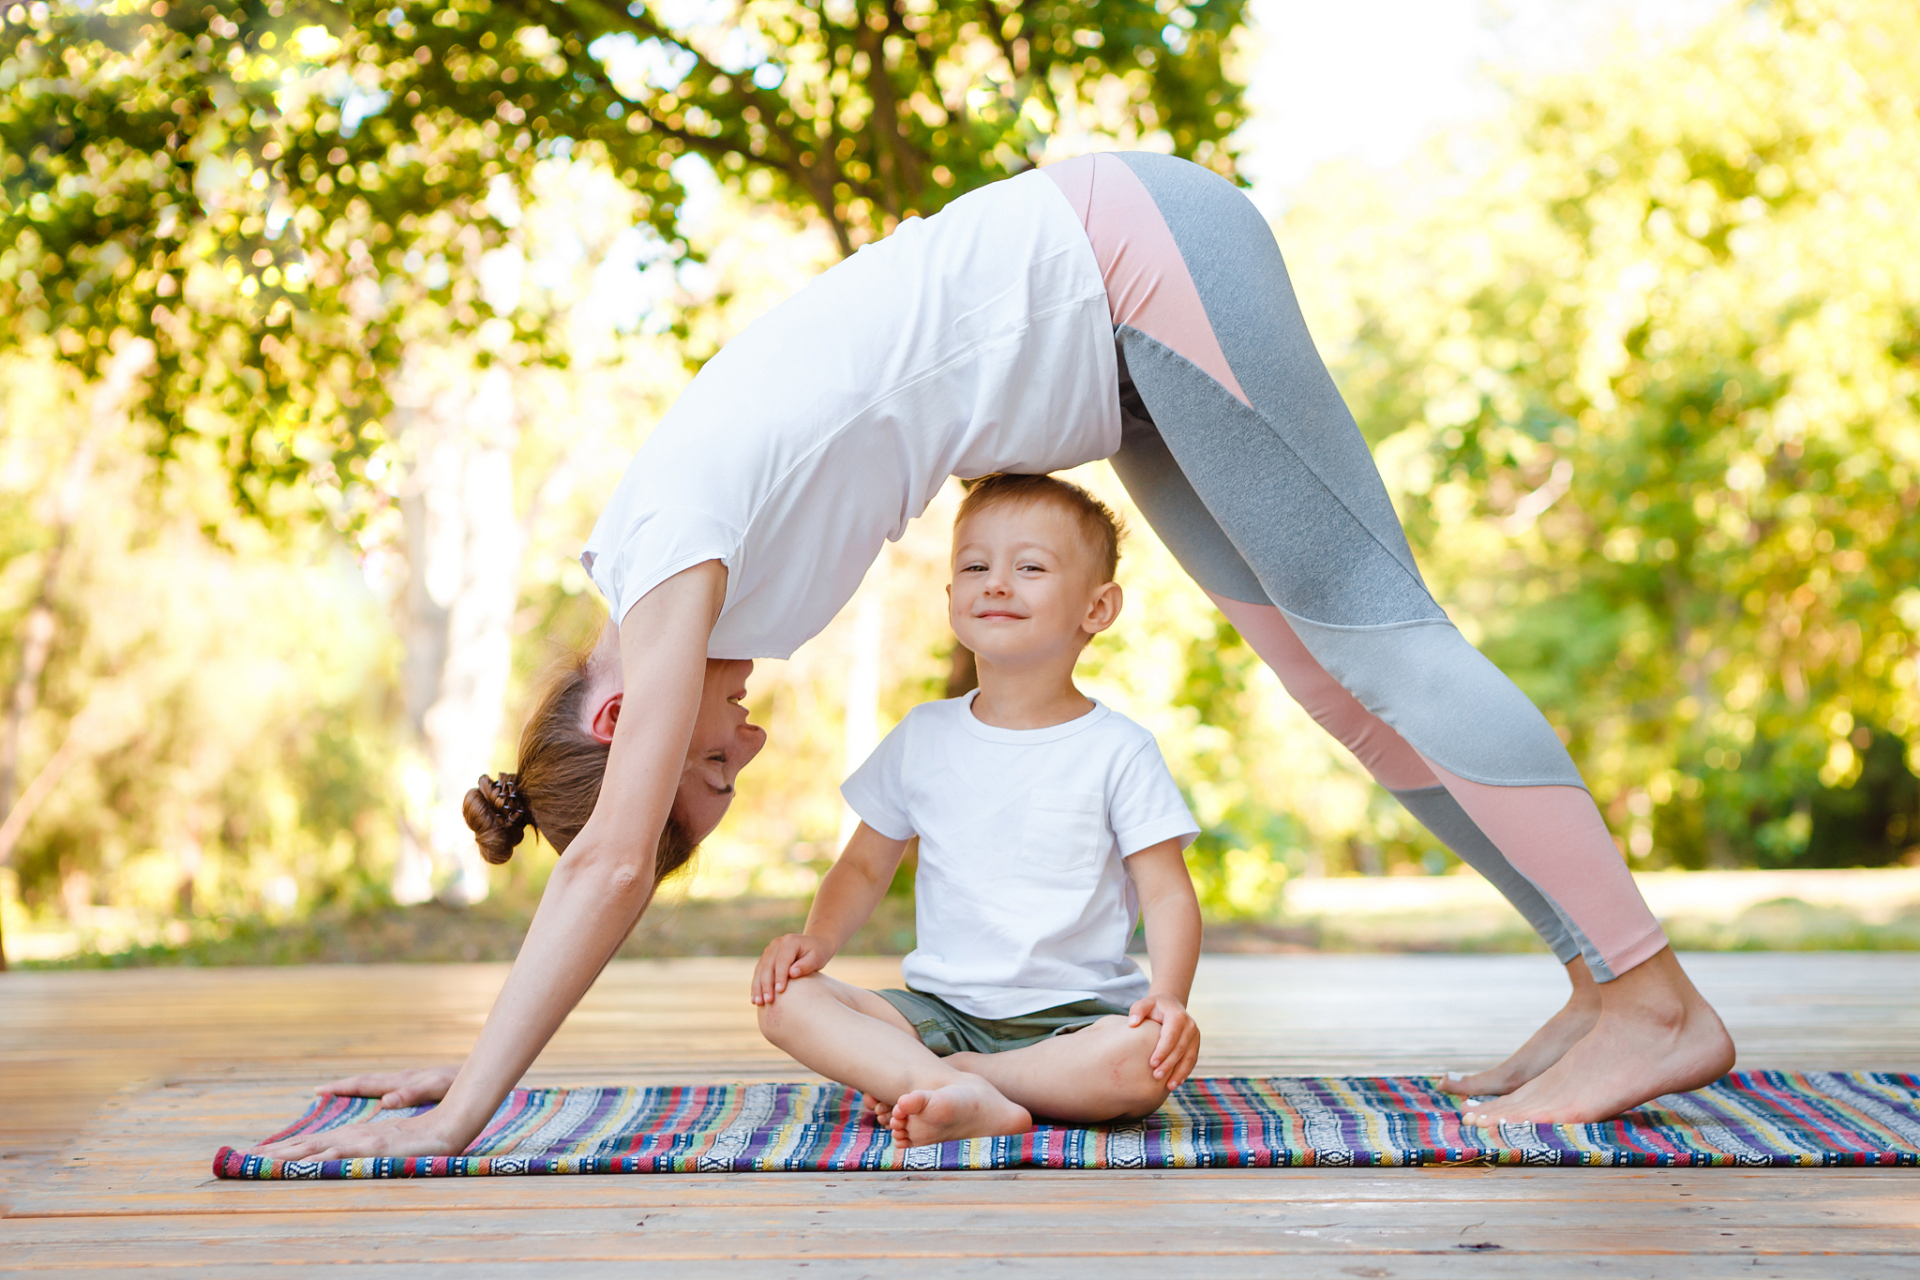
[841,693,1199,1020]
[579,169,1116,659]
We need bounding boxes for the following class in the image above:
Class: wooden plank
[3,1198,1915,1253]
[4,953,1916,1278]
[8,1260,1920,1280]
[10,950,1919,1159]
[3,1221,1916,1271]
[18,1162,1920,1218]
[7,1193,1918,1238]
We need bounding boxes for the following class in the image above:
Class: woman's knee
[1208,594,1434,789]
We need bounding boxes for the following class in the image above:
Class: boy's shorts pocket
[1020,790,1108,873]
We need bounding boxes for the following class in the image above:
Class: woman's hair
[462,649,700,886]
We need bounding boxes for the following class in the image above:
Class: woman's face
[674,657,767,842]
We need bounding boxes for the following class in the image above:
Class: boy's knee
[755,975,824,1042]
[1113,1080,1170,1120]
[1116,1067,1171,1118]
[1093,1017,1171,1118]
[754,997,784,1041]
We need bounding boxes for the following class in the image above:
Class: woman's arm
[253,562,727,1161]
[1125,839,1204,1088]
[750,823,910,1005]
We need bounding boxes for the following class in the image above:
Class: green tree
[1,0,1255,931]
[1289,0,1920,869]
[3,0,1248,512]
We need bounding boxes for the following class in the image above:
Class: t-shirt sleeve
[839,717,916,842]
[580,506,740,629]
[1109,735,1200,857]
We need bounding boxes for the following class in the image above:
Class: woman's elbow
[550,844,656,904]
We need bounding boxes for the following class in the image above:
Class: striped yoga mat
[213,1071,1920,1178]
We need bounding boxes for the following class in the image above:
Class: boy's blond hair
[955,473,1125,583]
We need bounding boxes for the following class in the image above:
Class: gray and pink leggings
[1045,152,1667,981]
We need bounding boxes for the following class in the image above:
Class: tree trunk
[942,644,978,700]
[0,340,152,971]
[390,361,523,906]
[838,550,890,850]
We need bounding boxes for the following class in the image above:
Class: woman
[255,152,1732,1161]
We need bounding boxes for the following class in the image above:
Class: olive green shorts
[876,987,1129,1057]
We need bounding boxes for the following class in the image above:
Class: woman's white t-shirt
[581,170,1117,658]
[841,694,1199,1020]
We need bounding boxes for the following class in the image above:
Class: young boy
[751,473,1205,1147]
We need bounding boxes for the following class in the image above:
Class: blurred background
[2,0,1917,968]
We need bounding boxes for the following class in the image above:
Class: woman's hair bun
[463,772,533,865]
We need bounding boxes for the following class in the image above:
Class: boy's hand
[1128,993,1201,1089]
[751,933,833,1005]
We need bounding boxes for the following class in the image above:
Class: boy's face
[948,500,1121,671]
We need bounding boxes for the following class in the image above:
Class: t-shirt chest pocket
[1020,790,1109,874]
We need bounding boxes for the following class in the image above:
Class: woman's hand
[1128,992,1201,1089]
[313,1064,461,1109]
[751,933,833,1005]
[248,1109,467,1163]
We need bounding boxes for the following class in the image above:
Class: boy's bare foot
[861,1095,895,1128]
[1461,948,1735,1126]
[888,1074,1032,1147]
[1441,959,1599,1097]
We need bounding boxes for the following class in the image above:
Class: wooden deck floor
[3,952,1916,1276]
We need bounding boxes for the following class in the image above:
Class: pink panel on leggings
[1212,594,1669,976]
[1043,155,1250,407]
[1210,594,1437,791]
[1422,760,1670,975]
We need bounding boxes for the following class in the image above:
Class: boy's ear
[1082,581,1124,637]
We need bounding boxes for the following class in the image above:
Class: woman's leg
[1058,151,1731,1118]
[1210,594,1605,1093]
[1057,150,1604,971]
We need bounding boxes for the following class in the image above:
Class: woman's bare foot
[1461,948,1735,1126]
[1441,959,1599,1097]
[888,1074,1032,1146]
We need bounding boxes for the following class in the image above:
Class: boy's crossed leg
[941,1016,1169,1125]
[757,972,1168,1146]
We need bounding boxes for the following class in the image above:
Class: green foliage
[1289,0,1920,870]
[4,0,1254,944]
[1167,617,1308,913]
[2,0,1247,521]
[0,350,405,936]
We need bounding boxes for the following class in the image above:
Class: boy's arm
[1126,839,1205,1087]
[750,822,909,1005]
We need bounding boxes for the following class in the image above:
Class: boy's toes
[892,1079,1031,1147]
[886,1090,929,1137]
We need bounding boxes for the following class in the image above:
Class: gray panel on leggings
[1289,613,1587,788]
[1110,344,1271,606]
[1118,330,1444,628]
[1390,786,1587,967]
[1112,152,1425,587]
